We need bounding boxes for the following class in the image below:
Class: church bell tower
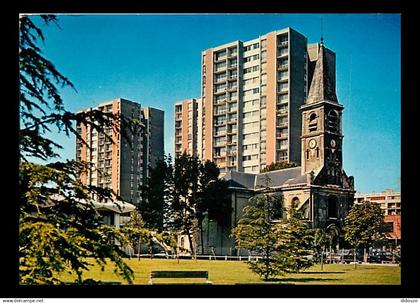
[301,40,344,186]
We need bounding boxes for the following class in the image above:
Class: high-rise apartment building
[142,106,164,178]
[76,98,164,205]
[200,27,309,174]
[174,98,198,157]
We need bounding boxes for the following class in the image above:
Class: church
[200,41,355,256]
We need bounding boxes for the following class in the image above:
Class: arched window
[291,197,300,218]
[327,110,339,132]
[327,195,338,218]
[308,112,317,132]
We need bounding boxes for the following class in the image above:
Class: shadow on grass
[300,271,345,275]
[267,277,342,283]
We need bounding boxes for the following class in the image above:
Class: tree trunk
[354,246,357,269]
[321,246,324,271]
[329,245,332,264]
[138,236,141,261]
[187,230,195,258]
[199,219,204,255]
[364,246,368,263]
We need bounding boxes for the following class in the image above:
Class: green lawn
[58,258,400,285]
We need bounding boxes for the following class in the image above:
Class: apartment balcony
[214,99,227,105]
[227,98,238,103]
[227,86,238,92]
[214,121,226,126]
[277,89,289,94]
[214,131,227,137]
[277,122,288,128]
[228,64,238,69]
[227,141,237,145]
[214,141,226,147]
[277,41,288,48]
[213,153,227,159]
[277,109,288,116]
[277,64,288,71]
[215,77,227,84]
[214,110,227,116]
[214,66,227,73]
[214,88,227,94]
[278,77,288,83]
[214,56,227,63]
[227,162,236,167]
[227,119,237,124]
[227,151,237,156]
[276,133,288,139]
[276,145,288,151]
[228,108,238,114]
[228,76,238,81]
[277,52,288,59]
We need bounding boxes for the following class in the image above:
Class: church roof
[306,42,338,104]
[223,167,307,190]
[223,170,256,189]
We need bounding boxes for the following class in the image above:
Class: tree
[281,202,315,273]
[166,153,200,256]
[261,161,298,173]
[138,158,169,231]
[121,211,145,260]
[231,193,286,281]
[19,15,136,284]
[312,228,333,270]
[344,201,386,267]
[196,160,231,254]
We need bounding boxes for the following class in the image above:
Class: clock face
[330,139,336,148]
[309,139,317,149]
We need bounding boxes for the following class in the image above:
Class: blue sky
[30,13,401,194]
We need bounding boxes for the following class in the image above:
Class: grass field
[58,258,401,285]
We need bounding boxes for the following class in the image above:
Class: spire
[306,42,338,104]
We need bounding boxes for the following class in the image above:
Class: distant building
[142,106,165,178]
[355,190,401,245]
[76,98,164,206]
[174,98,198,157]
[354,189,401,215]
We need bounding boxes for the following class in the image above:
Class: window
[253,43,260,49]
[261,50,267,60]
[261,39,267,48]
[261,74,267,84]
[308,112,318,132]
[215,50,226,60]
[278,82,288,92]
[327,195,338,218]
[215,72,227,81]
[261,85,267,94]
[279,70,288,79]
[215,62,226,70]
[328,110,339,131]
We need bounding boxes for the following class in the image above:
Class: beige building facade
[199,27,308,174]
[174,98,198,157]
[76,98,164,206]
